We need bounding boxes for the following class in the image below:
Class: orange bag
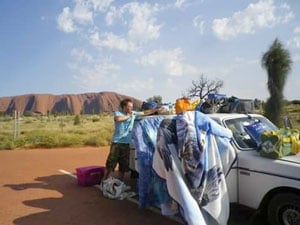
[175,97,193,114]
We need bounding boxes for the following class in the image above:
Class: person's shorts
[105,143,130,172]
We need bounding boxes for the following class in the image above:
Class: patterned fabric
[153,111,236,225]
[176,111,233,190]
[132,115,175,208]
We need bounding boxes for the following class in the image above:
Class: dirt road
[0,147,255,225]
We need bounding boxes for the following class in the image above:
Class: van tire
[267,193,300,225]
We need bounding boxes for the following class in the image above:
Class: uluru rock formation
[0,92,142,115]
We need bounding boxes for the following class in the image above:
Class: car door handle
[240,171,250,176]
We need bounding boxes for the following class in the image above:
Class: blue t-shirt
[112,111,141,144]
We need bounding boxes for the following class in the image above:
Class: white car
[210,113,300,225]
[130,113,300,225]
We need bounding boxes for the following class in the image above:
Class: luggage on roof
[197,94,256,114]
[219,97,255,114]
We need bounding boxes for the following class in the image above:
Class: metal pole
[13,110,17,141]
[17,111,20,137]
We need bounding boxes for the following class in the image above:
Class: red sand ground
[0,147,253,225]
[0,147,181,225]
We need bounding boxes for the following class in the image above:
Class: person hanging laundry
[102,98,162,182]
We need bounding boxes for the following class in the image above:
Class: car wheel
[268,193,300,225]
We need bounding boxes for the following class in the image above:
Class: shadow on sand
[4,174,266,225]
[4,174,177,225]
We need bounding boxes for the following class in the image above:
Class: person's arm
[140,107,163,116]
[114,112,134,122]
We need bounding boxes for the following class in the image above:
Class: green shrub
[57,133,83,147]
[97,139,110,146]
[0,114,114,149]
[2,109,300,150]
[291,100,300,104]
[0,137,15,150]
[0,116,12,122]
[23,111,32,117]
[92,116,100,122]
[84,136,110,146]
[15,131,85,148]
[74,115,81,125]
[25,131,58,148]
[84,136,101,146]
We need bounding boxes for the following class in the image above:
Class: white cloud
[294,26,300,34]
[57,7,77,33]
[58,1,162,52]
[71,48,93,62]
[278,3,294,23]
[73,0,93,24]
[212,0,294,40]
[287,36,300,48]
[287,26,300,48]
[89,32,137,52]
[138,48,199,76]
[90,2,162,52]
[125,2,161,43]
[70,56,120,90]
[293,54,300,62]
[57,0,114,33]
[105,6,118,25]
[90,0,114,12]
[193,15,205,34]
[117,78,155,94]
[175,0,187,8]
[69,45,120,91]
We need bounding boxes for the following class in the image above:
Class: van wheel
[268,193,300,225]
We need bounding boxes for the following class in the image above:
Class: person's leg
[118,171,125,181]
[118,144,130,182]
[103,167,112,180]
[103,143,119,180]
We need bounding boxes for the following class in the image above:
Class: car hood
[238,150,300,180]
[280,152,300,165]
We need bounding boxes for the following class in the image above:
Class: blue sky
[0,0,299,103]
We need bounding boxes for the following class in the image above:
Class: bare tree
[186,74,224,100]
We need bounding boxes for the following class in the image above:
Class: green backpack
[260,129,300,159]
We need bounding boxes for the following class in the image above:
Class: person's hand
[124,112,134,120]
[156,106,163,113]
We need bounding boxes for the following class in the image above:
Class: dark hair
[120,98,133,109]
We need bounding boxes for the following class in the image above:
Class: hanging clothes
[153,111,236,225]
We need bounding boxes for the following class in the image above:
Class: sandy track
[0,147,181,225]
[0,147,255,225]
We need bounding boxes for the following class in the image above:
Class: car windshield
[224,116,277,149]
